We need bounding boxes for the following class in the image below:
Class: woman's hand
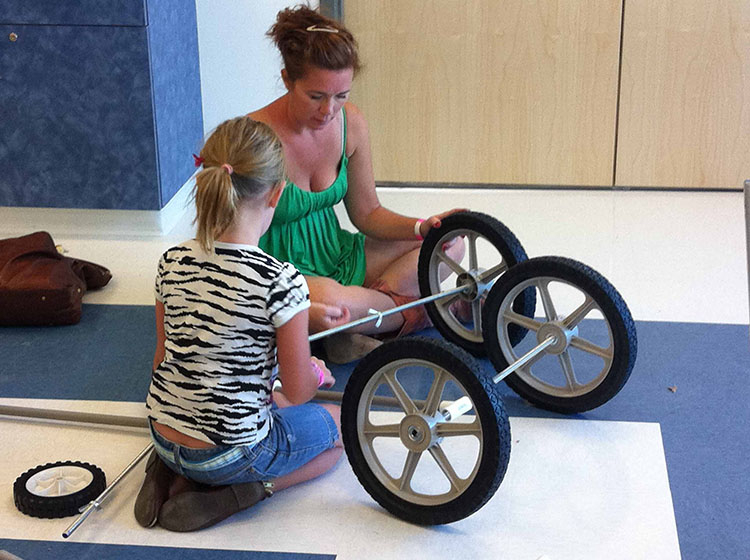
[417,208,469,239]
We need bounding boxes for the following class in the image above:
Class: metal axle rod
[0,404,148,429]
[62,443,154,539]
[309,284,468,342]
[492,336,557,384]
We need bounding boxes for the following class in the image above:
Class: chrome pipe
[309,284,468,342]
[62,443,154,539]
[0,404,148,429]
[492,336,557,384]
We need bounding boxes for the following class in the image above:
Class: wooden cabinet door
[346,0,623,187]
[616,0,750,189]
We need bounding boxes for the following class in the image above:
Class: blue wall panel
[146,0,204,207]
[0,1,203,211]
[0,24,160,210]
[0,0,146,26]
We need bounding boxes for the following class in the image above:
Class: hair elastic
[193,154,204,168]
[221,163,234,175]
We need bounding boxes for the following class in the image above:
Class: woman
[251,6,464,362]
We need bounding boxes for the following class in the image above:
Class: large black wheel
[482,256,637,413]
[341,337,511,525]
[418,211,535,356]
[14,461,106,519]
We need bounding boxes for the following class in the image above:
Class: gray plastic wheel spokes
[537,279,559,321]
[436,247,467,277]
[497,277,615,398]
[503,309,542,332]
[558,350,579,391]
[436,418,482,438]
[563,296,597,329]
[427,228,497,343]
[473,299,483,333]
[569,336,613,361]
[363,421,401,442]
[477,261,509,284]
[383,369,419,415]
[429,444,465,494]
[356,359,484,507]
[423,369,449,416]
[28,467,93,497]
[467,232,479,271]
[399,451,422,491]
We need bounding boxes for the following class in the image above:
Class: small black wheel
[341,336,511,525]
[14,461,106,519]
[482,256,637,413]
[418,211,535,356]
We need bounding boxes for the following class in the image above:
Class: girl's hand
[311,357,335,389]
[418,208,469,238]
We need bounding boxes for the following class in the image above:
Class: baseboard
[0,178,195,239]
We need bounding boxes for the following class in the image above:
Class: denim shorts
[149,403,338,485]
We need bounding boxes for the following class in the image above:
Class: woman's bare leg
[364,236,466,296]
[305,235,465,337]
[306,276,403,335]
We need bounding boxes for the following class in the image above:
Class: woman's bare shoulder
[248,98,283,127]
[344,102,370,151]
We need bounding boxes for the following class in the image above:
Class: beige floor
[2,188,745,324]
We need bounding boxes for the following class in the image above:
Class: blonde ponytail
[193,118,285,251]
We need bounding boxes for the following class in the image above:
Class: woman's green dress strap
[259,108,367,286]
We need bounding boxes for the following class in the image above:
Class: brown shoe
[157,481,272,532]
[134,450,176,528]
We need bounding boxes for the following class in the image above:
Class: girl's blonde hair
[193,117,285,251]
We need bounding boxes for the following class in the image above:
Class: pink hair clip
[192,153,205,167]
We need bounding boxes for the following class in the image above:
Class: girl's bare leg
[269,403,343,492]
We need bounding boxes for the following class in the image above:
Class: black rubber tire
[341,336,511,525]
[482,256,637,413]
[14,461,106,519]
[418,211,535,356]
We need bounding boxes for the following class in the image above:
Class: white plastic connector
[438,396,473,421]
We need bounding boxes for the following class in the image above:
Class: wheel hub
[536,322,577,355]
[456,268,489,301]
[399,414,440,452]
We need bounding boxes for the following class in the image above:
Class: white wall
[195,0,318,134]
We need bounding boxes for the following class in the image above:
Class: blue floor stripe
[0,538,334,560]
[2,304,749,558]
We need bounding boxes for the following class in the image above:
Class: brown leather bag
[0,232,112,326]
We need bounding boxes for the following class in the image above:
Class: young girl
[134,116,342,532]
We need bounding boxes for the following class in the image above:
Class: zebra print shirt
[146,239,310,446]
